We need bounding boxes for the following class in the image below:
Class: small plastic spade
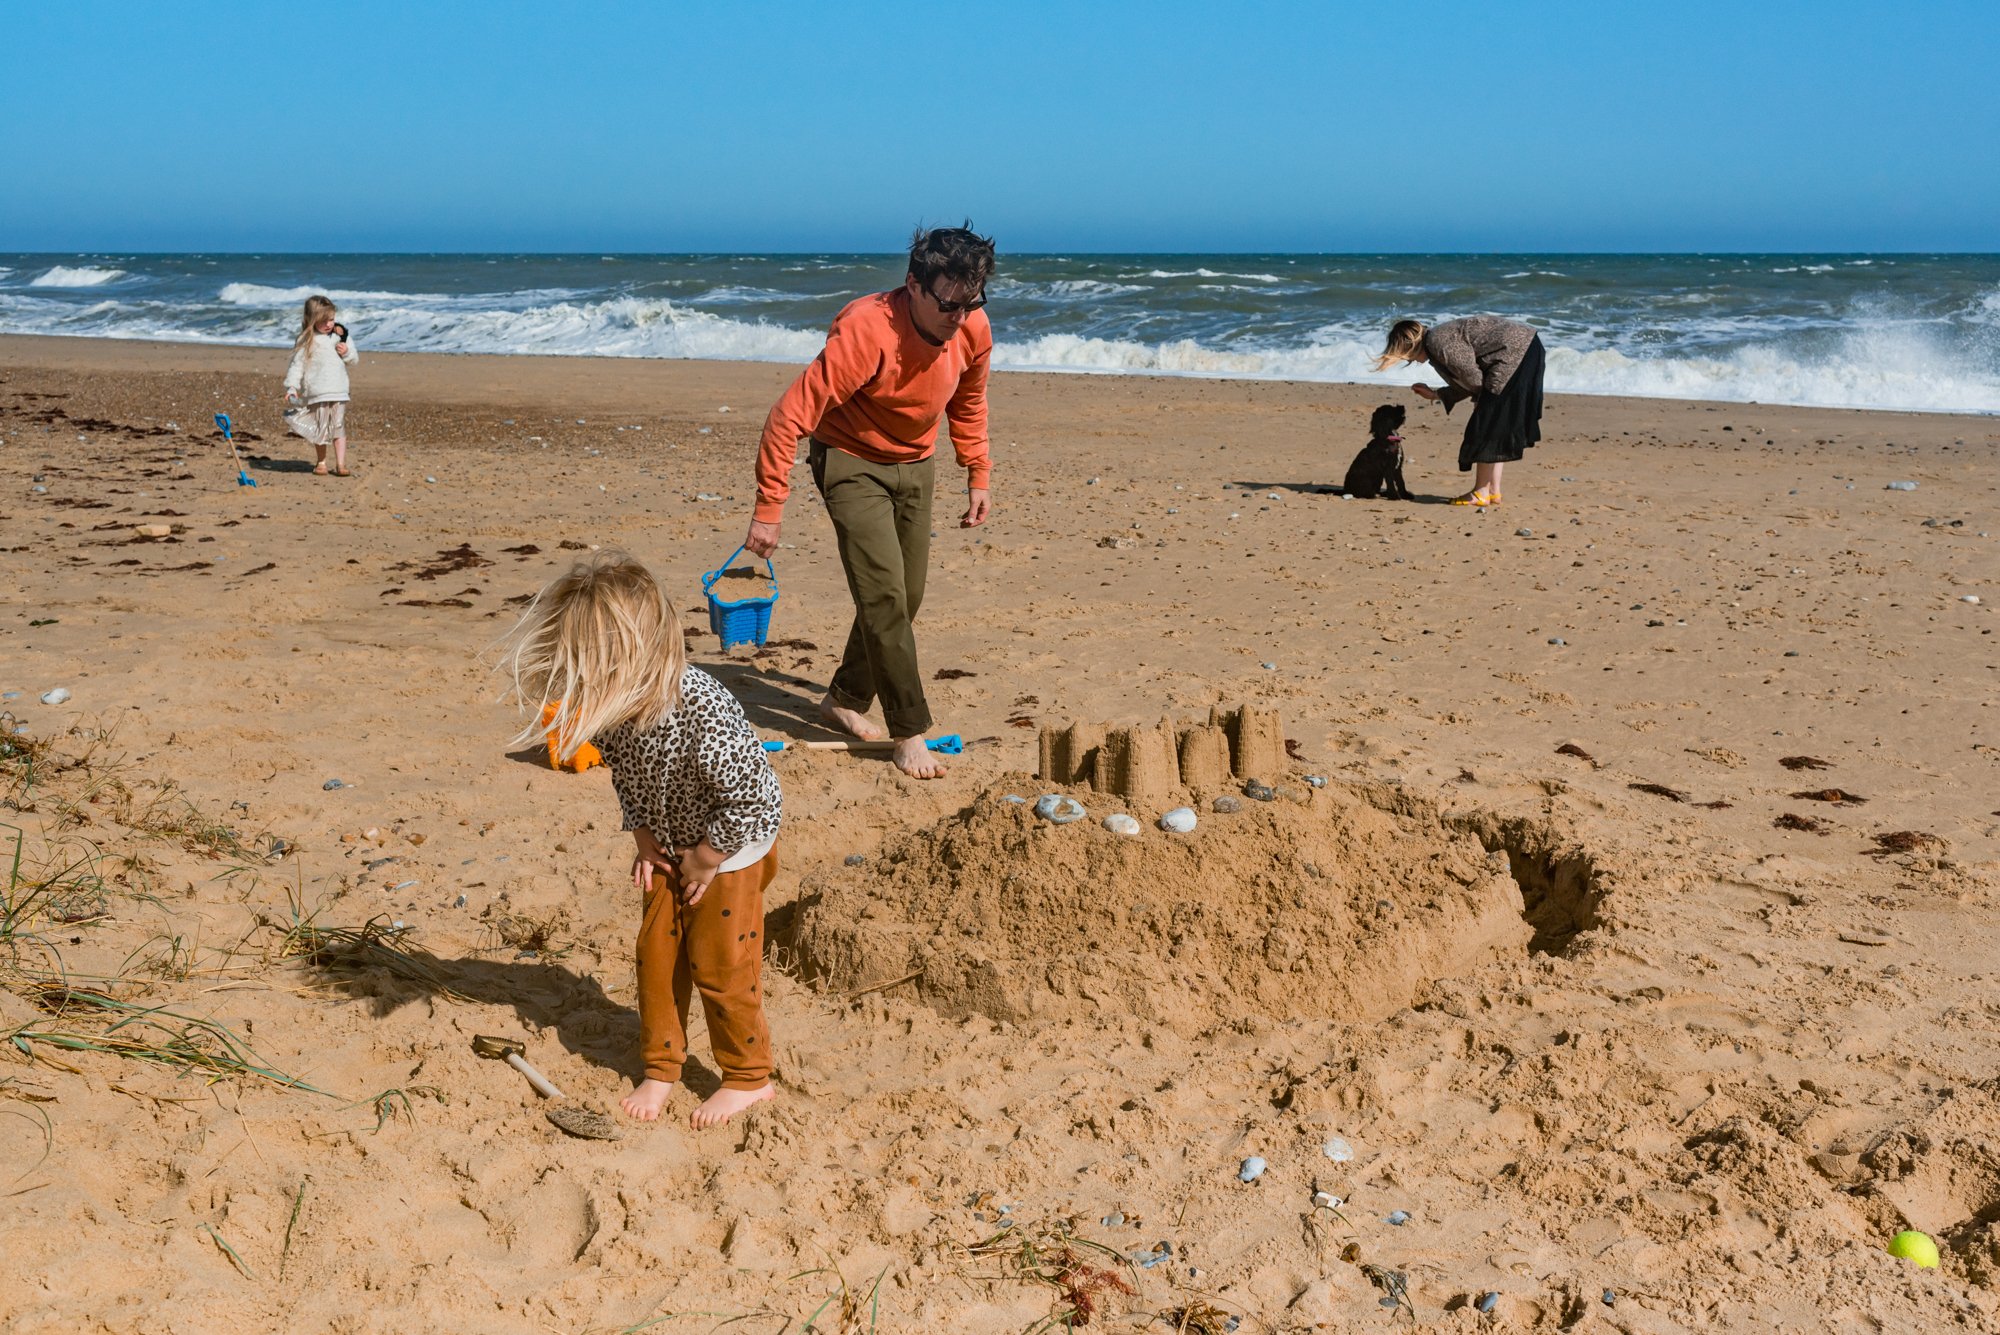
[214,413,258,486]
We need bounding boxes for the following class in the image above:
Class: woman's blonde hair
[295,295,338,364]
[1372,319,1428,372]
[499,553,686,761]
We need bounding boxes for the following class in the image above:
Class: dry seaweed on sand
[1867,830,1945,856]
[263,904,470,1001]
[1153,1300,1243,1335]
[1628,781,1689,803]
[1790,788,1867,804]
[1779,755,1833,771]
[1774,812,1832,834]
[1555,742,1598,765]
[955,1221,1136,1330]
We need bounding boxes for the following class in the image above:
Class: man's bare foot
[892,735,946,779]
[819,695,885,741]
[692,1082,774,1128]
[620,1078,675,1121]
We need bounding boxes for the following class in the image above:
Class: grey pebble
[1158,806,1197,833]
[844,854,867,866]
[1515,527,1534,537]
[453,894,467,908]
[1885,480,1918,491]
[1602,1289,1617,1307]
[1002,794,1027,804]
[322,778,346,790]
[1477,1292,1500,1314]
[1386,1210,1410,1225]
[1303,774,1326,788]
[1101,1211,1125,1227]
[1211,795,1242,814]
[1548,637,1566,646]
[1259,661,1277,670]
[1243,780,1275,802]
[1102,813,1141,836]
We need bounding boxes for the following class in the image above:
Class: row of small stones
[1018,775,1327,834]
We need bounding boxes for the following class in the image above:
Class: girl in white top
[283,294,360,476]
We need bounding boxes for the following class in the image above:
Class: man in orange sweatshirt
[744,225,994,779]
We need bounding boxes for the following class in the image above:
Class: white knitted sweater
[284,333,360,404]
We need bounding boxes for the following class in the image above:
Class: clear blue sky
[4,1,1995,253]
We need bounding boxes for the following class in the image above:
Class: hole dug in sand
[1449,812,1607,957]
[795,779,1549,1034]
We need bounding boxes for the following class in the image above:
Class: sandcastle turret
[1038,703,1288,798]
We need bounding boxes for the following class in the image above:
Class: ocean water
[2,252,1997,415]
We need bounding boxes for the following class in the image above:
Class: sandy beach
[3,332,1997,1332]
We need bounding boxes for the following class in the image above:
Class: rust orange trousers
[638,849,776,1089]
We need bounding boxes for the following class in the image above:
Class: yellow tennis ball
[1887,1230,1939,1269]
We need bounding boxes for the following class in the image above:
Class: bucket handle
[702,545,777,596]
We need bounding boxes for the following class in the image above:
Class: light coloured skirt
[284,400,347,447]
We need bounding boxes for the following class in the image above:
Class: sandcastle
[793,779,1532,1033]
[1037,702,1287,799]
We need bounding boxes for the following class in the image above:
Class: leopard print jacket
[595,666,783,856]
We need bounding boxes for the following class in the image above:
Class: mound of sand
[796,780,1532,1033]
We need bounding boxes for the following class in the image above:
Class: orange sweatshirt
[754,289,991,523]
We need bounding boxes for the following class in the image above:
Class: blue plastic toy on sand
[702,545,778,649]
[214,413,258,487]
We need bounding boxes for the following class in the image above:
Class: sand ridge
[1,334,1998,1332]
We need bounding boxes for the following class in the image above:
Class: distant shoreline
[0,332,1986,420]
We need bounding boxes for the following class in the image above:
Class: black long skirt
[1459,334,1545,470]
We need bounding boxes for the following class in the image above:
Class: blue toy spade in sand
[763,734,964,755]
[214,414,258,486]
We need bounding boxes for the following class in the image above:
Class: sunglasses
[925,282,987,315]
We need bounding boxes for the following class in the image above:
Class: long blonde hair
[1372,319,1427,372]
[500,553,686,761]
[295,295,337,364]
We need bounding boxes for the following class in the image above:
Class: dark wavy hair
[907,222,996,291]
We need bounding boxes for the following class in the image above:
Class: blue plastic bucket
[702,545,778,649]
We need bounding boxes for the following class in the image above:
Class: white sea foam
[31,266,126,287]
[352,295,824,363]
[1130,268,1283,282]
[990,325,2000,414]
[218,282,437,306]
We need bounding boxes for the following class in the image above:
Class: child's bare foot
[620,1078,675,1121]
[692,1083,774,1128]
[819,695,884,741]
[892,735,946,779]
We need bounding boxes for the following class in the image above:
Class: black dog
[1341,404,1412,500]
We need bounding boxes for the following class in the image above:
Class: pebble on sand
[322,778,347,790]
[1885,481,1918,491]
[1034,794,1087,825]
[1211,795,1242,814]
[1237,1156,1266,1183]
[1102,813,1141,836]
[39,688,71,705]
[1323,1136,1354,1162]
[1159,807,1197,833]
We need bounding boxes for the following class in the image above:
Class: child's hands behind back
[676,840,727,906]
[632,827,675,892]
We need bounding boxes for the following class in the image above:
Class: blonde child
[502,554,782,1127]
[283,294,360,476]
